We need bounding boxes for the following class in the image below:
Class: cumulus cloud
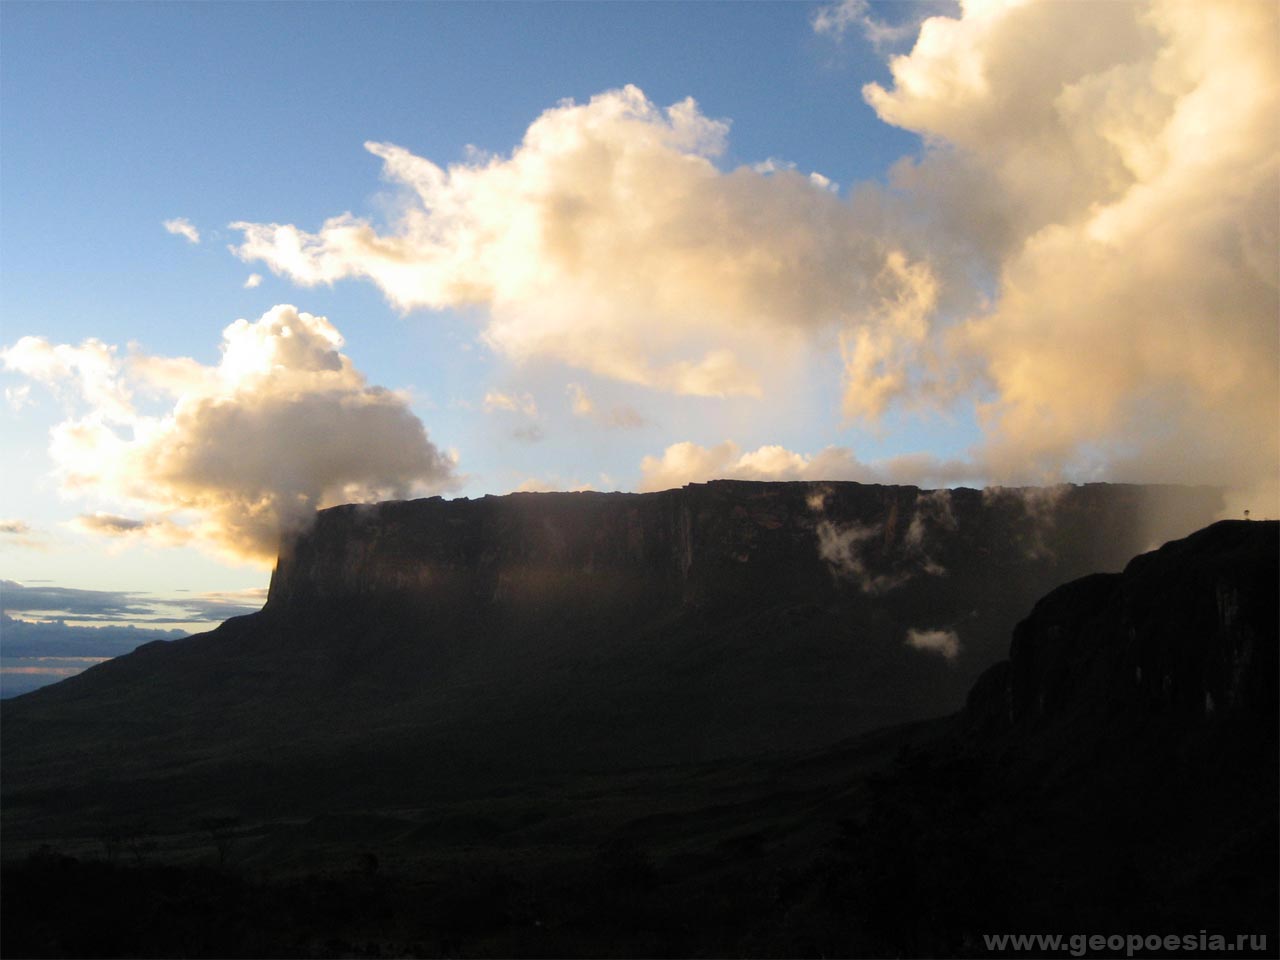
[233,85,933,405]
[862,0,1279,508]
[637,439,980,492]
[163,217,201,244]
[2,305,457,563]
[229,5,1276,511]
[244,273,263,289]
[905,627,960,661]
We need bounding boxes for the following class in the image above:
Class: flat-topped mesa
[265,480,1225,612]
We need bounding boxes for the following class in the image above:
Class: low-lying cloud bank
[1,306,457,563]
[232,0,1277,513]
[0,614,186,698]
[1,580,268,623]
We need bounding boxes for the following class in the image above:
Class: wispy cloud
[566,383,645,430]
[810,0,925,49]
[162,217,201,244]
[4,384,32,411]
[1,580,155,619]
[905,627,960,661]
[483,390,538,417]
[243,273,263,289]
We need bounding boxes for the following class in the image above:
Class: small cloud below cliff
[905,627,960,661]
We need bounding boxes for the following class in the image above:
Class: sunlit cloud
[228,3,1276,513]
[163,217,201,244]
[244,272,263,289]
[233,85,933,405]
[638,440,981,492]
[861,0,1278,508]
[2,305,458,563]
[72,512,192,546]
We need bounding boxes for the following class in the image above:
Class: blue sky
[2,1,1276,691]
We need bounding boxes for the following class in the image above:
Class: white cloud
[233,85,931,402]
[4,384,31,411]
[637,439,982,492]
[483,389,538,417]
[2,305,457,564]
[228,7,1277,513]
[905,627,960,661]
[816,519,909,595]
[566,383,646,429]
[244,273,263,289]
[811,0,923,49]
[512,477,595,494]
[163,217,201,244]
[861,0,1279,507]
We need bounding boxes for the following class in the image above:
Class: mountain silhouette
[3,481,1221,832]
[2,488,1275,958]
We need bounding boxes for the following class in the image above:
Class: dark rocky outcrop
[964,519,1278,749]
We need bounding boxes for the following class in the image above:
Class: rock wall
[965,519,1278,740]
[267,480,1224,614]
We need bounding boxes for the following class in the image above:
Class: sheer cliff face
[1,481,1231,834]
[965,519,1279,750]
[266,480,1223,613]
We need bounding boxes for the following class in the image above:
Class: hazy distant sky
[2,2,1276,657]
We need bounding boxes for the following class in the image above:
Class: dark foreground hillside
[2,481,1220,839]
[2,517,1274,958]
